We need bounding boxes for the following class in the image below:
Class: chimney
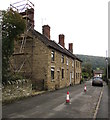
[20,8,34,29]
[69,43,73,53]
[42,25,50,39]
[28,8,34,29]
[59,34,65,48]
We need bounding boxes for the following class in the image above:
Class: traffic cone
[66,91,70,103]
[84,85,87,92]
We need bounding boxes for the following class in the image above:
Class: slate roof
[32,30,82,62]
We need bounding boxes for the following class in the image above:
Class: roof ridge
[32,29,82,62]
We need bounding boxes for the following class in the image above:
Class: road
[2,80,104,118]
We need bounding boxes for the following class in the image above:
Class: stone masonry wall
[32,37,49,90]
[47,48,76,91]
[2,79,32,103]
[74,60,82,84]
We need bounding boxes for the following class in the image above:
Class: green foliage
[76,54,106,70]
[2,9,26,83]
[75,54,106,79]
[81,62,92,80]
[83,63,92,76]
[82,71,89,79]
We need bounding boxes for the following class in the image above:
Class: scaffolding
[10,0,35,79]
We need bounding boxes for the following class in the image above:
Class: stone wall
[10,31,82,92]
[47,48,79,91]
[2,79,33,103]
[32,37,49,90]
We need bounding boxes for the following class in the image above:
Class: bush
[80,78,85,84]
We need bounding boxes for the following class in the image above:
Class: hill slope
[75,54,106,70]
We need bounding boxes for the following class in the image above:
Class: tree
[2,9,26,83]
[82,62,92,79]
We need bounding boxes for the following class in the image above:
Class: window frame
[62,68,64,79]
[51,50,55,61]
[72,72,74,79]
[66,57,69,65]
[72,60,74,67]
[61,55,64,63]
[51,67,55,81]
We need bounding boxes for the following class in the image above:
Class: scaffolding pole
[9,0,34,79]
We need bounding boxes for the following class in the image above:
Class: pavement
[95,81,110,119]
[0,84,2,120]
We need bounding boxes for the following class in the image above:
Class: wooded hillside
[75,54,106,70]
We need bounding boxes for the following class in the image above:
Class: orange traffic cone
[66,91,70,103]
[84,85,87,92]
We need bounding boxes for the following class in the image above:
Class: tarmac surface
[2,80,104,118]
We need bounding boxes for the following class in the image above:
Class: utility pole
[106,50,108,84]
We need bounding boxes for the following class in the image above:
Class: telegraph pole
[106,50,108,84]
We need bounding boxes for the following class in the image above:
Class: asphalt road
[2,80,103,118]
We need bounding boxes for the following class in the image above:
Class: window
[80,73,82,79]
[62,69,64,79]
[67,69,68,79]
[72,60,74,67]
[51,51,55,61]
[76,61,77,68]
[78,73,79,78]
[61,55,64,63]
[72,72,74,79]
[78,62,79,68]
[51,67,55,80]
[76,73,77,79]
[66,57,68,65]
[77,61,79,68]
[80,62,81,68]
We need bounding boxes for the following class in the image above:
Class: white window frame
[66,57,68,65]
[51,50,55,61]
[72,60,74,67]
[72,72,74,79]
[61,55,64,63]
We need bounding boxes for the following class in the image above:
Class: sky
[0,0,109,57]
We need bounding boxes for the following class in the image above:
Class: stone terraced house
[11,24,82,91]
[9,1,82,91]
[31,25,82,90]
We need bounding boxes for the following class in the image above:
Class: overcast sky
[0,0,109,57]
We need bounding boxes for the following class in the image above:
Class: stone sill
[51,80,55,82]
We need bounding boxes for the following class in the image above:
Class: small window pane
[62,69,64,79]
[72,72,74,78]
[66,58,68,65]
[61,55,64,63]
[51,51,55,61]
[72,60,74,67]
[51,67,54,80]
